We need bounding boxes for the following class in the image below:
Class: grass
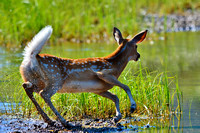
[0,0,199,47]
[0,63,181,121]
[0,68,23,114]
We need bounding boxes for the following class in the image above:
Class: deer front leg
[97,72,136,113]
[22,82,54,125]
[95,91,122,123]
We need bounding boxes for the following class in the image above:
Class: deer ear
[131,30,148,44]
[113,27,124,45]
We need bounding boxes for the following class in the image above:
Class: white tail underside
[22,26,53,64]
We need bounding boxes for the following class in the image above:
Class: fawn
[20,26,147,128]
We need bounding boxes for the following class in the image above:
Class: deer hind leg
[22,82,54,125]
[95,91,122,123]
[39,87,75,129]
[97,72,136,113]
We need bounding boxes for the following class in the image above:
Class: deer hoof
[47,120,56,126]
[130,104,136,113]
[113,114,122,123]
[62,121,78,129]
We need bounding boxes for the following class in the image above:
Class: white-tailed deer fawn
[20,26,147,128]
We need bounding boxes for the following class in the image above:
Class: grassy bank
[0,0,199,47]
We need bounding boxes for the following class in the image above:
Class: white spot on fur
[43,63,48,68]
[91,65,97,69]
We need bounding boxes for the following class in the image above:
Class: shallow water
[0,31,200,132]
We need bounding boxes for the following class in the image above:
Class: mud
[0,115,153,132]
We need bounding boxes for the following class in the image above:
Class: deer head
[113,27,148,61]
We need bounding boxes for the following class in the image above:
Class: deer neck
[105,43,131,77]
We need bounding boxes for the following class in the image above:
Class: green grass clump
[0,61,181,121]
[0,0,199,47]
[18,67,181,120]
[0,68,23,114]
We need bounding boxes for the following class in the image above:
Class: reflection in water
[176,68,200,133]
[0,31,200,132]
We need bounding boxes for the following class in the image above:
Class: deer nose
[136,53,140,61]
[138,53,140,58]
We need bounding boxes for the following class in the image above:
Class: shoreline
[0,115,152,132]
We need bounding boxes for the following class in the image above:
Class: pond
[0,31,200,132]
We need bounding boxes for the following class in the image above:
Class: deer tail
[22,26,53,64]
